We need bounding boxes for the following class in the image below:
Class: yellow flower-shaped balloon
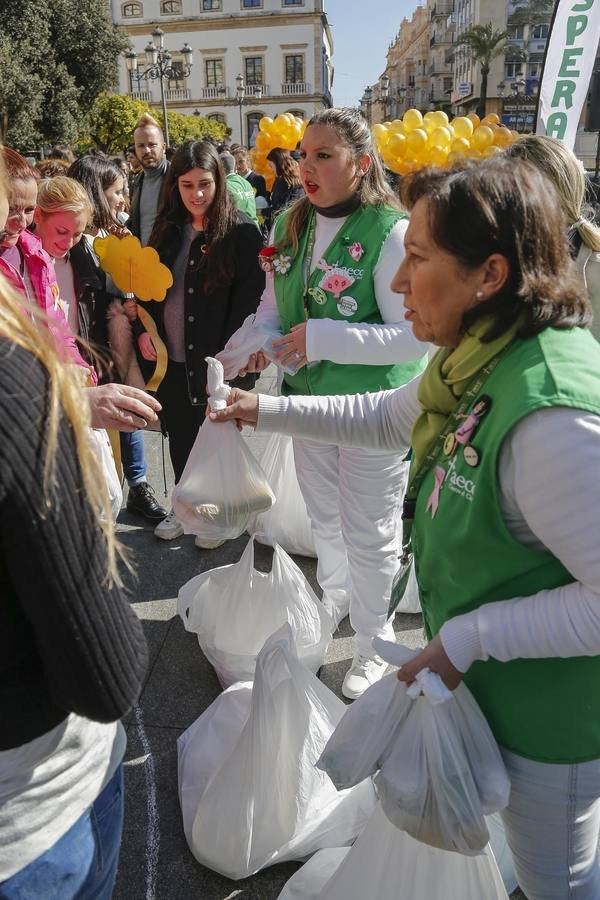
[93,234,173,301]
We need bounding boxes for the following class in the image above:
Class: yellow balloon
[423,111,438,134]
[431,110,449,128]
[472,125,494,150]
[493,126,513,148]
[372,122,388,141]
[483,145,502,157]
[429,126,452,149]
[388,132,407,156]
[403,108,423,132]
[481,113,500,127]
[429,145,449,167]
[254,132,270,152]
[406,127,428,154]
[259,116,274,133]
[452,116,474,140]
[467,113,481,128]
[390,119,405,132]
[446,151,463,167]
[451,137,471,155]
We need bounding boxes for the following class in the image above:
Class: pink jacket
[0,229,96,382]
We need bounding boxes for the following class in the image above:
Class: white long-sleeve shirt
[256,379,600,674]
[255,212,426,365]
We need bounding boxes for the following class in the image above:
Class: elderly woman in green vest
[236,107,427,701]
[212,155,600,899]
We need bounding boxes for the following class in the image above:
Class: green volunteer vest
[411,326,600,763]
[227,173,258,223]
[273,205,427,396]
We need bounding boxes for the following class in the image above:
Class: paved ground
[112,367,523,900]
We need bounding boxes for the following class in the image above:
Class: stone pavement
[111,368,522,900]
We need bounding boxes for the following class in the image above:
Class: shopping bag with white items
[216,313,303,379]
[317,637,511,855]
[177,537,332,687]
[176,625,376,880]
[276,804,511,900]
[247,432,316,558]
[172,357,275,542]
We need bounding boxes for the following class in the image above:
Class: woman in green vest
[239,107,427,700]
[213,155,600,899]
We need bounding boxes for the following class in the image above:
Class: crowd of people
[1,101,600,900]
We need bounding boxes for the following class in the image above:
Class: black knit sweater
[0,339,147,751]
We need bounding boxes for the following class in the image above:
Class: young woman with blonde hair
[235,106,427,699]
[505,134,600,339]
[0,157,148,898]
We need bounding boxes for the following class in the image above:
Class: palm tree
[510,0,555,29]
[456,23,509,119]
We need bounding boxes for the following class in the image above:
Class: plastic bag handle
[372,637,453,705]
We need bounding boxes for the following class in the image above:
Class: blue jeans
[501,748,600,899]
[120,430,146,486]
[0,765,124,900]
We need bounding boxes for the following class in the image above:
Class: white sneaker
[342,653,388,700]
[154,509,184,540]
[194,535,226,550]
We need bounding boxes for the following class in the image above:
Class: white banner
[536,0,600,149]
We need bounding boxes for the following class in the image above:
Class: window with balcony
[168,60,185,89]
[161,0,181,12]
[531,24,549,39]
[202,0,222,8]
[244,56,263,86]
[528,62,541,77]
[505,62,524,79]
[208,113,227,124]
[242,0,262,7]
[122,1,142,16]
[507,24,524,39]
[205,58,224,87]
[285,54,304,83]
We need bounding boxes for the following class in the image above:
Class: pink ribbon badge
[426,465,447,518]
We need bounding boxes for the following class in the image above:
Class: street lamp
[512,78,526,133]
[234,74,262,145]
[124,27,194,147]
[360,86,373,124]
[380,73,391,120]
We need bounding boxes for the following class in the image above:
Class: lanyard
[400,346,510,557]
[302,211,317,319]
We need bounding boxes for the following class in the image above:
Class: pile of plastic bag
[178,538,332,687]
[172,357,275,543]
[247,433,316,558]
[277,804,511,900]
[177,626,376,879]
[317,638,511,855]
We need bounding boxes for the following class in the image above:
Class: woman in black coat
[139,140,265,545]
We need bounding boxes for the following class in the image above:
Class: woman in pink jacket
[0,147,93,380]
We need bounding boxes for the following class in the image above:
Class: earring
[476,290,484,300]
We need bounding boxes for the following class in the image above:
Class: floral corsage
[258,245,292,275]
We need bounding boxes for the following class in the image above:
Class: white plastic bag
[247,433,316,558]
[177,538,333,687]
[216,314,301,379]
[88,427,122,521]
[317,638,511,854]
[277,804,510,900]
[177,625,376,880]
[172,357,275,542]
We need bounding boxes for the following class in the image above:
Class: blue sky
[325,0,417,107]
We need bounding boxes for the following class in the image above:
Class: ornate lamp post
[125,27,193,147]
[360,86,373,124]
[234,74,262,145]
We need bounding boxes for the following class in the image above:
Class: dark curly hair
[400,156,590,340]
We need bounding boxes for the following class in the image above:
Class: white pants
[501,747,600,899]
[293,437,407,657]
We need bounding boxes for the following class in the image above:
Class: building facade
[112,0,333,146]
[450,0,506,116]
[372,6,430,124]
